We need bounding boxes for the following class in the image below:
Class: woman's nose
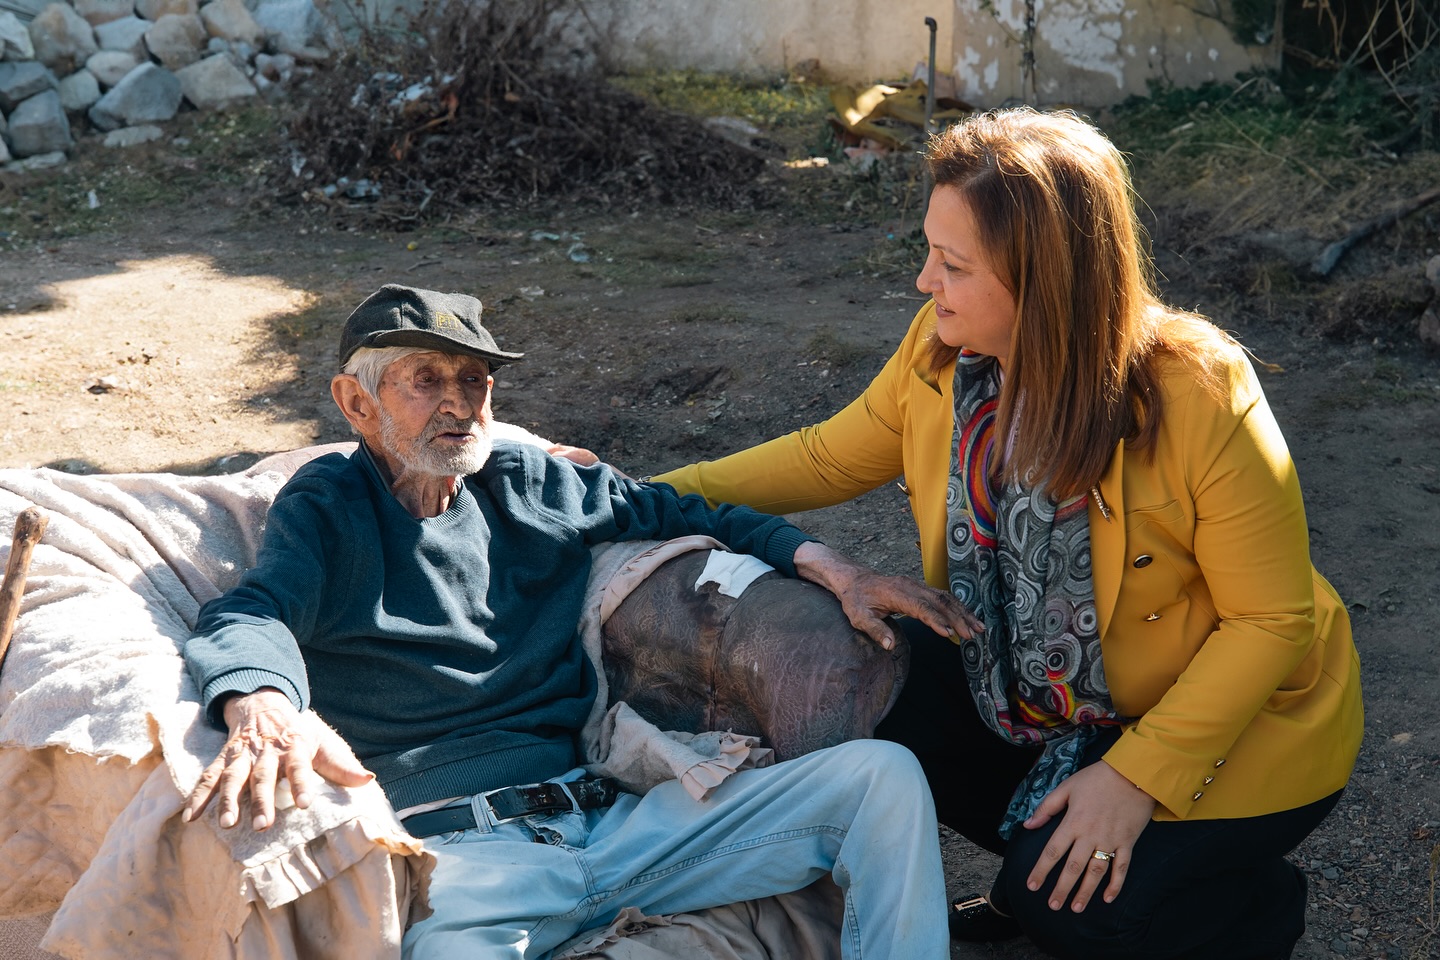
[915,257,939,295]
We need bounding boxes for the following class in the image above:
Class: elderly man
[181,284,979,960]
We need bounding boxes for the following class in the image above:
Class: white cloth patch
[693,551,774,599]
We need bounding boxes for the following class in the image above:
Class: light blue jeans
[400,739,948,960]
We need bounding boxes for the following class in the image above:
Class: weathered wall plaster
[588,0,954,84]
[268,0,1271,107]
[953,0,1277,107]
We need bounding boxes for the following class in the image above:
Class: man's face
[375,351,494,477]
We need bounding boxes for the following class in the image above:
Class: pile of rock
[0,0,340,169]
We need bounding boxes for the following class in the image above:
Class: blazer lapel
[1090,440,1126,638]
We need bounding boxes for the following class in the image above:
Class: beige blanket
[0,452,431,959]
[0,438,838,960]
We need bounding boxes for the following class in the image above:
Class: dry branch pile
[282,0,768,223]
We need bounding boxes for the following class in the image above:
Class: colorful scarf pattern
[945,350,1125,837]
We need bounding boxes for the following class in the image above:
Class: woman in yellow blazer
[654,108,1362,959]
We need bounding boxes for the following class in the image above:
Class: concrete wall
[589,0,1274,107]
[318,0,1277,108]
[589,0,953,84]
[952,0,1280,107]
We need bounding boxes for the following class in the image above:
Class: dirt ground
[1,131,1437,959]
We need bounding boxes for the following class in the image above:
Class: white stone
[0,60,58,113]
[176,51,254,109]
[27,3,100,76]
[8,88,72,157]
[199,0,262,47]
[1419,304,1440,348]
[12,149,68,169]
[0,136,10,164]
[86,49,139,88]
[251,0,331,55]
[94,15,150,59]
[71,0,135,27]
[253,50,294,82]
[88,61,181,130]
[283,42,328,64]
[0,11,36,61]
[144,12,205,69]
[57,67,101,110]
[135,0,197,19]
[103,123,162,146]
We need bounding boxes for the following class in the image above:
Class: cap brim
[356,330,524,368]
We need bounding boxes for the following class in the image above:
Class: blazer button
[1203,776,1214,785]
[1144,613,1162,621]
[1214,759,1226,768]
[1192,791,1204,801]
[1133,555,1154,568]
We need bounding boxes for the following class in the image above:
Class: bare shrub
[285,0,768,224]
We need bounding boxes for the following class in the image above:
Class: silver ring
[1091,849,1116,862]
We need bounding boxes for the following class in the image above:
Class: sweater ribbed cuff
[202,670,305,728]
[763,525,820,579]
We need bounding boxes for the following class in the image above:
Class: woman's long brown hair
[923,107,1233,499]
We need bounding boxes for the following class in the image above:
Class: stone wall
[0,0,338,169]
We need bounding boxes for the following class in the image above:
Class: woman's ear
[331,374,379,439]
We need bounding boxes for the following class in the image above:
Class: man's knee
[822,739,929,794]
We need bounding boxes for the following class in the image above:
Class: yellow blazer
[655,302,1363,821]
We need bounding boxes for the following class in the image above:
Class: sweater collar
[353,441,478,527]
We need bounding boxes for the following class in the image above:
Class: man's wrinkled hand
[183,688,373,832]
[547,443,637,479]
[792,542,984,650]
[547,443,601,467]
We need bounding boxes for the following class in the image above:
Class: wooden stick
[1312,184,1440,277]
[0,507,48,673]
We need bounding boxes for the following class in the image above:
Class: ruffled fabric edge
[241,814,431,916]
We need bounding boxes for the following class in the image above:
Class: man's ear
[332,374,379,438]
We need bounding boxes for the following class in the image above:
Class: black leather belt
[401,777,623,839]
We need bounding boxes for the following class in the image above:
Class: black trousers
[874,620,1341,960]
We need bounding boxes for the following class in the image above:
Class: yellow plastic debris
[829,80,973,151]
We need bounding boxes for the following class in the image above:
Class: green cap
[337,284,525,369]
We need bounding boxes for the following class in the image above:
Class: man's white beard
[379,409,493,477]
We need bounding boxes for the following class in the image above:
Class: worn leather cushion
[601,551,909,761]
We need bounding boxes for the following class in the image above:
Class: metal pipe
[924,16,938,134]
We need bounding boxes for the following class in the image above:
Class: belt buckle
[482,782,573,823]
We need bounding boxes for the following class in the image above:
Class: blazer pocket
[1124,499,1184,530]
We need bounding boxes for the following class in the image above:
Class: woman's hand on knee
[1021,759,1156,913]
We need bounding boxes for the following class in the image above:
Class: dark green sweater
[184,441,814,810]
